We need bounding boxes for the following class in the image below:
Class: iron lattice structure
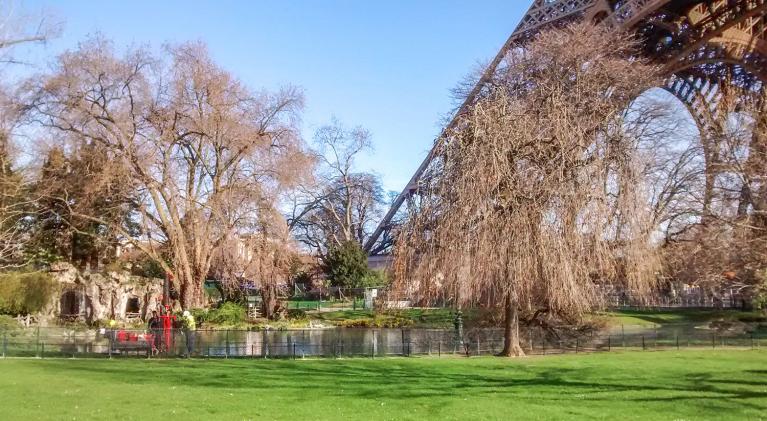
[365,0,767,256]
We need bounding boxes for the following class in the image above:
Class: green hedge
[0,272,56,316]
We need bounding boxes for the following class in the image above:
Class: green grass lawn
[313,308,458,327]
[313,307,767,330]
[600,309,767,327]
[0,350,765,420]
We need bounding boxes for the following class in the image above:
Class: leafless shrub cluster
[393,23,663,356]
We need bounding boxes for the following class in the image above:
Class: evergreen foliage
[321,241,384,288]
[0,271,56,315]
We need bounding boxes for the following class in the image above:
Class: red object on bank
[161,305,176,350]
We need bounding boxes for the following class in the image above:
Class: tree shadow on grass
[24,355,767,415]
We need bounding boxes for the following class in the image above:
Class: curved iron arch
[365,0,767,254]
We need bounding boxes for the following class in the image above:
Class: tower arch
[366,0,767,255]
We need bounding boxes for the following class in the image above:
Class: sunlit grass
[599,309,766,327]
[0,350,765,420]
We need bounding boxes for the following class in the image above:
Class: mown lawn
[600,309,766,327]
[313,308,458,327]
[0,350,765,420]
[311,307,766,329]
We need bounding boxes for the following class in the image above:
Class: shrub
[0,314,20,332]
[102,260,125,274]
[0,272,56,316]
[336,315,414,328]
[286,309,307,320]
[130,257,167,279]
[752,271,767,313]
[321,241,388,288]
[206,302,246,326]
[362,269,388,288]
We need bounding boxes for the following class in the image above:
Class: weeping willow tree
[393,23,663,356]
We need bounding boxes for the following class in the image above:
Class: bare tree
[0,2,58,267]
[210,209,296,318]
[288,119,384,253]
[0,0,58,66]
[393,23,661,357]
[23,38,311,307]
[661,83,767,298]
[0,107,33,267]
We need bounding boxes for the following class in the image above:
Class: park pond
[3,315,767,358]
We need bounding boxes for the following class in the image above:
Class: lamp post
[453,310,464,352]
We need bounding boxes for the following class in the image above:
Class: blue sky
[17,0,529,193]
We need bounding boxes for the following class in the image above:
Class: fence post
[642,335,645,351]
[225,330,230,359]
[575,339,579,354]
[676,334,679,350]
[477,338,481,356]
[607,336,611,352]
[528,328,533,353]
[401,329,406,356]
[292,342,296,360]
[438,341,441,357]
[621,324,625,348]
[2,330,6,358]
[41,341,45,358]
[35,326,40,358]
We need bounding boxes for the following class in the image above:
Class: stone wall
[38,262,164,326]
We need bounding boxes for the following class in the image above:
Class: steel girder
[364,0,767,255]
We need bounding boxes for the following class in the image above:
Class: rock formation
[38,262,164,326]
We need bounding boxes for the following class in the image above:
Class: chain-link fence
[1,325,765,359]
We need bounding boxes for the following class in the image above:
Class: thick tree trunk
[500,291,525,357]
[262,283,277,320]
[736,184,751,219]
[180,276,205,309]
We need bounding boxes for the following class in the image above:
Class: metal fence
[1,325,765,359]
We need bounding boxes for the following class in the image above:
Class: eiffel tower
[365,0,767,257]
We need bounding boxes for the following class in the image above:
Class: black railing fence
[1,326,765,359]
